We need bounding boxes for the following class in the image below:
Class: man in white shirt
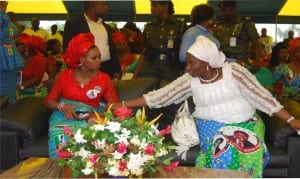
[63,0,121,79]
[259,28,273,55]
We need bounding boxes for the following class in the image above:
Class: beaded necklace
[199,69,219,83]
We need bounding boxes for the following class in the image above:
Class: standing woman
[45,33,120,158]
[179,4,220,62]
[0,1,24,103]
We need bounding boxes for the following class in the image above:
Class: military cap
[218,0,236,8]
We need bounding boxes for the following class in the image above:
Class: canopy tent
[6,0,300,24]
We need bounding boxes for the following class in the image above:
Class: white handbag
[171,100,199,160]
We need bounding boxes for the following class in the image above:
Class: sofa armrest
[0,97,52,145]
[0,131,22,170]
[288,136,300,177]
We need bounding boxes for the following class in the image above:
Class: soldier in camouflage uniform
[214,0,262,73]
[134,0,186,87]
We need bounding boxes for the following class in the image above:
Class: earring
[206,65,209,71]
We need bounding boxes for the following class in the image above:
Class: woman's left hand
[289,119,300,135]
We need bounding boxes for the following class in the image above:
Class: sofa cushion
[19,134,49,159]
[0,97,52,145]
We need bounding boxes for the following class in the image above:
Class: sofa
[1,78,300,177]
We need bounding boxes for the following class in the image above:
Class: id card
[16,70,22,85]
[230,37,237,47]
[167,39,174,48]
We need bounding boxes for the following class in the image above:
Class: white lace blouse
[143,63,283,123]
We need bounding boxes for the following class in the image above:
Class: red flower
[119,159,128,171]
[159,125,172,136]
[117,142,127,154]
[162,161,179,172]
[113,106,133,120]
[63,126,74,136]
[144,144,155,155]
[89,154,99,163]
[56,148,73,158]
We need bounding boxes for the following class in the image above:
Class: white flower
[151,123,160,134]
[92,139,106,150]
[157,148,168,157]
[139,138,147,150]
[112,151,124,160]
[77,147,91,158]
[93,124,105,131]
[130,135,140,146]
[81,167,93,175]
[115,133,129,145]
[142,154,154,162]
[108,165,120,176]
[121,128,131,137]
[74,129,87,144]
[127,152,144,171]
[130,168,144,176]
[106,121,121,133]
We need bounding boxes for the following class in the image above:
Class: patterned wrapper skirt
[195,114,269,178]
[0,70,18,103]
[48,99,104,158]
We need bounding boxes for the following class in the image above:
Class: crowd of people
[1,0,299,177]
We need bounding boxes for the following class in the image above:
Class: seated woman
[45,33,120,158]
[46,38,65,75]
[16,34,48,98]
[46,38,65,89]
[111,36,300,177]
[121,22,143,54]
[112,32,139,80]
[273,37,300,101]
[268,42,289,72]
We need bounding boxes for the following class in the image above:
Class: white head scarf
[187,35,226,68]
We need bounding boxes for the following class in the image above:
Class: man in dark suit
[63,1,121,79]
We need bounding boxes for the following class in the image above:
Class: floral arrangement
[57,105,179,178]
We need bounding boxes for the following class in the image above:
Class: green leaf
[161,157,174,165]
[105,112,114,119]
[57,160,67,166]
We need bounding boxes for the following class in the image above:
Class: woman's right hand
[60,103,77,119]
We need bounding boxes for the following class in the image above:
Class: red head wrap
[16,34,45,54]
[64,33,95,68]
[112,32,128,44]
[288,37,300,61]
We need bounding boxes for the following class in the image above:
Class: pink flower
[119,159,128,171]
[63,126,74,136]
[89,154,99,163]
[144,144,155,155]
[117,142,127,154]
[162,161,179,172]
[56,148,73,158]
[113,106,133,120]
[159,125,172,136]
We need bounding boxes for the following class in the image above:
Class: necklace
[199,69,219,83]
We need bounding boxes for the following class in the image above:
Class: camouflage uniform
[139,17,186,86]
[214,16,259,64]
